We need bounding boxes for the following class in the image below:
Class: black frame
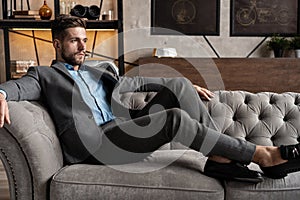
[151,0,220,35]
[230,0,299,36]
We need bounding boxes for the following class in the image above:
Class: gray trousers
[85,78,256,165]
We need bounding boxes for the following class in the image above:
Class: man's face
[57,27,87,67]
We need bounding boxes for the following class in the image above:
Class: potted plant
[289,36,300,58]
[266,35,289,57]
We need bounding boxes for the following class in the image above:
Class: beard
[61,47,85,66]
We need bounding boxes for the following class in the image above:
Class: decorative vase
[273,49,284,58]
[39,0,52,20]
[295,49,300,58]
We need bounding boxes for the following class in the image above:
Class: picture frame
[230,0,299,36]
[151,0,220,35]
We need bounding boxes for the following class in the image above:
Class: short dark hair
[51,15,86,41]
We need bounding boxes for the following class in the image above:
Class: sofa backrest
[206,90,300,146]
[120,90,300,147]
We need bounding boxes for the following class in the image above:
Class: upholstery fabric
[120,91,300,146]
[50,150,223,200]
[206,91,300,146]
[225,172,300,200]
[4,101,64,199]
[2,90,300,200]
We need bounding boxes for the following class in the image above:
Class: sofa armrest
[0,101,64,200]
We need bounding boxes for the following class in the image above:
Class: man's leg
[133,78,217,129]
[131,78,256,162]
[87,78,255,165]
[86,107,253,165]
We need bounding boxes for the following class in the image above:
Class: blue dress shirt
[65,64,115,126]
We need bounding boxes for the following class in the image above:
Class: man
[0,15,299,182]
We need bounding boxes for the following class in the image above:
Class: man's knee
[168,77,192,88]
[166,108,191,123]
[166,108,182,117]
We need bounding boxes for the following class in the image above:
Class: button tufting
[232,115,237,121]
[283,116,288,122]
[270,135,276,141]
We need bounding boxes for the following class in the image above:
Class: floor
[0,161,10,200]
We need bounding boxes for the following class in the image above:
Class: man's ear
[53,39,61,49]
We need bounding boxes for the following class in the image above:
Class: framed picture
[230,0,299,36]
[151,0,220,35]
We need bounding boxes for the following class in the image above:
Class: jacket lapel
[51,61,75,81]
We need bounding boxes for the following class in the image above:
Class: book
[13,10,39,16]
[11,60,36,73]
[11,15,41,20]
[10,72,26,79]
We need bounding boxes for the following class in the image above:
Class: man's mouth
[76,52,86,56]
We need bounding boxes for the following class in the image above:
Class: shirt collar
[64,63,75,71]
[64,63,87,71]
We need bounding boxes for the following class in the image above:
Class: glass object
[60,0,66,14]
[71,1,77,10]
[39,0,52,20]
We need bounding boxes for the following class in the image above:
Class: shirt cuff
[0,90,7,99]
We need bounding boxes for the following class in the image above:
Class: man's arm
[0,93,10,128]
[0,67,42,101]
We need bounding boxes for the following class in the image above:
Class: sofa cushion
[50,150,224,200]
[225,172,300,200]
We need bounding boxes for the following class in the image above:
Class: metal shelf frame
[0,0,125,80]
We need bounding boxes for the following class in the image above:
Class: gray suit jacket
[0,61,170,164]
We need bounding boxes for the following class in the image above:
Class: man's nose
[79,40,86,50]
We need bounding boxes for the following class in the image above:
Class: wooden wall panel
[136,57,300,93]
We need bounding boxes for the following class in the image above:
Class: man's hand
[193,85,214,101]
[0,93,10,128]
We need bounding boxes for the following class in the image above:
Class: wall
[123,0,275,62]
[0,0,292,82]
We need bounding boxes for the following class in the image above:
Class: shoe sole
[203,171,264,183]
[261,159,300,179]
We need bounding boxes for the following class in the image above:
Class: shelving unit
[0,0,124,80]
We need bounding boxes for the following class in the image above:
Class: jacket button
[88,115,94,119]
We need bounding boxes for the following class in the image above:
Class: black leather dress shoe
[280,143,300,160]
[261,159,300,179]
[261,143,300,179]
[203,160,264,183]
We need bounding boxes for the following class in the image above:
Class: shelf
[0,19,119,29]
[1,0,124,80]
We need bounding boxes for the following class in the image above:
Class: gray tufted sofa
[1,90,300,200]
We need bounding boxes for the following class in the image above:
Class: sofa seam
[225,184,300,192]
[51,178,222,193]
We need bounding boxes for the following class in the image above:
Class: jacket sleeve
[0,67,42,101]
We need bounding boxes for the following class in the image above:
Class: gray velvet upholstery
[1,90,300,200]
